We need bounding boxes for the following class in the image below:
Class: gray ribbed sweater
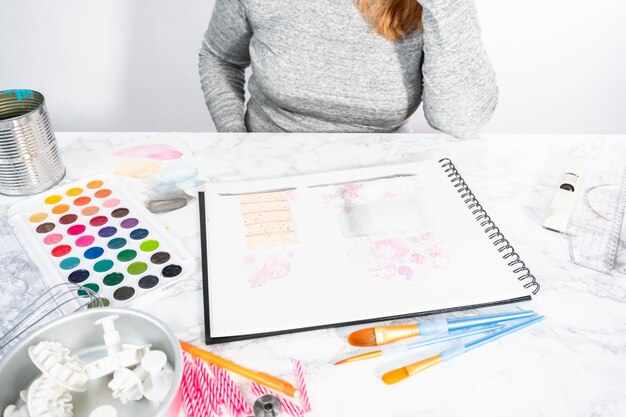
[199,0,498,137]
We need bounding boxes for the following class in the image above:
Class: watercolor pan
[8,175,194,311]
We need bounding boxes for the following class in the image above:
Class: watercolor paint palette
[8,175,194,310]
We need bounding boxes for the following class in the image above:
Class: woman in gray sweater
[199,0,497,138]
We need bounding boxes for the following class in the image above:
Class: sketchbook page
[205,161,530,338]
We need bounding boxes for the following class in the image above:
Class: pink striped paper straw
[204,360,221,417]
[218,365,253,416]
[293,360,311,412]
[182,353,198,417]
[210,365,228,414]
[209,377,222,416]
[213,366,239,416]
[207,365,221,405]
[211,365,226,407]
[194,358,210,417]
[251,383,304,417]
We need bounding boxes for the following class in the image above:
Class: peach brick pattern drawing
[240,191,297,248]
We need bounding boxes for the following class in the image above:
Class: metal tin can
[0,308,183,417]
[0,89,65,196]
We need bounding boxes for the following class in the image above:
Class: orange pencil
[179,340,300,398]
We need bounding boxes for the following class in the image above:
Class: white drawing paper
[204,161,531,338]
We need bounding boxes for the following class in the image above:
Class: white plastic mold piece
[88,405,117,417]
[108,365,148,404]
[26,376,72,417]
[94,315,123,356]
[84,344,150,380]
[28,341,88,392]
[3,381,39,417]
[4,404,30,417]
[19,390,28,405]
[141,351,174,404]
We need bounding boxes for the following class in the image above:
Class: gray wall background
[1,0,625,133]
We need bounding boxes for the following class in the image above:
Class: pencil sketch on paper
[236,176,449,287]
[243,250,296,288]
[321,175,433,237]
[238,190,299,288]
[348,231,450,282]
[321,176,449,281]
[240,191,298,248]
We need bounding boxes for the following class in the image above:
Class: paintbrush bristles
[334,350,383,365]
[347,328,377,347]
[382,354,444,385]
[382,367,410,385]
[348,324,419,346]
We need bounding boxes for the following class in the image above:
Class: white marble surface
[2,132,626,417]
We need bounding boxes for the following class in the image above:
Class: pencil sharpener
[252,394,282,417]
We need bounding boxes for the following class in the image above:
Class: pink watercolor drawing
[340,183,363,198]
[419,232,443,245]
[114,144,183,161]
[411,252,426,265]
[397,265,414,280]
[351,230,449,282]
[322,192,334,205]
[373,239,410,261]
[428,247,450,268]
[323,181,366,209]
[368,264,396,280]
[319,175,445,281]
[248,253,293,288]
[409,176,425,192]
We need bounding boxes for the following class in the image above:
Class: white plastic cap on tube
[141,351,168,390]
[89,405,118,417]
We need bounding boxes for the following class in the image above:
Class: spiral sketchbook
[199,159,539,344]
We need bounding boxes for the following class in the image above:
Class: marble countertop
[2,132,626,417]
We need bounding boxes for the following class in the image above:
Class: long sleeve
[198,0,252,132]
[419,0,498,138]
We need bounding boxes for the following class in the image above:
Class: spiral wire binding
[0,282,104,352]
[439,158,540,294]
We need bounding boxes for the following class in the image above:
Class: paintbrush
[347,310,534,347]
[335,323,504,365]
[382,315,544,385]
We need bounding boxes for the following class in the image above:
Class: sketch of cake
[240,191,298,248]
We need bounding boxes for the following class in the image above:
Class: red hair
[354,0,423,41]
